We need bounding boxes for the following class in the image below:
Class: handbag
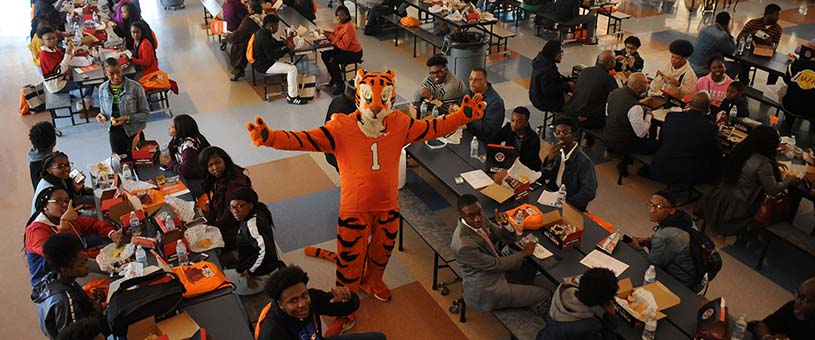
[754,193,789,226]
[171,260,233,298]
[106,270,186,336]
[21,83,45,114]
[297,74,316,100]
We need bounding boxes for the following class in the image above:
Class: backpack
[107,270,186,336]
[171,261,233,299]
[687,227,723,285]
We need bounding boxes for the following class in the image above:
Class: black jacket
[554,0,580,22]
[613,49,644,73]
[718,96,749,118]
[31,272,96,340]
[782,57,815,117]
[237,212,283,276]
[489,124,542,170]
[257,288,360,340]
[566,64,618,119]
[652,110,722,186]
[540,145,598,212]
[530,53,569,112]
[253,27,291,72]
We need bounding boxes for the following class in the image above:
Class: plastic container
[557,184,567,208]
[135,245,147,264]
[176,240,188,266]
[644,265,657,284]
[470,137,479,159]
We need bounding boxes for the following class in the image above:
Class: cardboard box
[132,189,166,216]
[128,312,200,340]
[110,193,145,227]
[753,43,774,57]
[614,278,681,329]
[540,203,584,250]
[133,140,160,167]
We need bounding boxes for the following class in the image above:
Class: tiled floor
[4,0,815,339]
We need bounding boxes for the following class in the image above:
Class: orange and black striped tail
[304,246,337,263]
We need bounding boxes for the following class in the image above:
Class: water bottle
[164,214,176,231]
[66,13,73,32]
[641,314,657,340]
[73,22,82,45]
[745,34,753,50]
[736,36,745,56]
[129,211,141,237]
[470,137,479,159]
[110,153,121,173]
[644,265,657,284]
[92,12,98,26]
[121,163,132,181]
[432,105,440,118]
[730,314,747,340]
[514,210,525,232]
[556,184,567,208]
[135,245,147,264]
[729,105,738,120]
[176,240,188,266]
[420,101,428,119]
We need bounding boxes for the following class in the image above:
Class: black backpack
[687,228,723,285]
[106,270,186,336]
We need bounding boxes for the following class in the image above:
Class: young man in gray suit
[451,194,550,312]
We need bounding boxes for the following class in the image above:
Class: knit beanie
[669,39,694,58]
[230,186,259,204]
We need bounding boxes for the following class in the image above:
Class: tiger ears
[355,69,366,89]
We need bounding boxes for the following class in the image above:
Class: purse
[171,260,233,299]
[106,270,186,336]
[297,74,316,100]
[754,193,789,226]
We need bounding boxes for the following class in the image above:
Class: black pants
[109,125,144,161]
[321,48,363,86]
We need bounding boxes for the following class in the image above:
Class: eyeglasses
[429,69,447,76]
[552,130,573,137]
[648,202,673,210]
[229,202,249,211]
[47,198,71,205]
[50,162,73,170]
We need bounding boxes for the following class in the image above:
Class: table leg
[756,236,772,270]
[398,216,404,251]
[432,253,440,290]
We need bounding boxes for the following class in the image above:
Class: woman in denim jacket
[96,58,149,161]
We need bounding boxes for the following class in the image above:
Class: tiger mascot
[246,69,484,331]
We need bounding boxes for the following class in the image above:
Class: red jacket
[330,22,362,53]
[132,38,159,75]
[39,46,71,93]
[25,214,116,256]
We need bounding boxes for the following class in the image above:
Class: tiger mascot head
[354,70,396,138]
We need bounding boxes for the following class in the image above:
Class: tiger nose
[370,105,383,115]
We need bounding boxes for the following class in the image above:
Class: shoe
[616,161,629,178]
[230,72,244,81]
[287,96,308,105]
[583,38,598,45]
[361,281,392,302]
[323,315,355,337]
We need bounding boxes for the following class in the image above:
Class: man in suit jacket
[450,194,550,312]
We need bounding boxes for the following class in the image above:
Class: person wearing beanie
[650,39,697,97]
[224,187,284,296]
[690,12,737,76]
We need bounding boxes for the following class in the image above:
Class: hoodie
[28,148,52,189]
[256,288,360,340]
[537,283,617,340]
[637,210,703,292]
[530,53,569,113]
[31,272,95,340]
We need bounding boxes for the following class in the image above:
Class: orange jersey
[257,109,475,211]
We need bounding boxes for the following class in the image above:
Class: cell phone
[622,234,633,243]
[69,169,85,184]
[159,166,168,172]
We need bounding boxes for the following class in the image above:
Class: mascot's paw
[246,116,272,147]
[459,94,486,120]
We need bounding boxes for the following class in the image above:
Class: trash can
[442,32,488,85]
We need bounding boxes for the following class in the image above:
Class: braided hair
[27,186,64,227]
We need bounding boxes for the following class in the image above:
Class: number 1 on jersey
[370,142,381,171]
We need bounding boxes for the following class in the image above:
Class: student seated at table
[28,121,57,189]
[321,6,363,96]
[31,0,67,39]
[56,318,106,340]
[627,191,703,292]
[650,92,721,187]
[256,264,387,339]
[703,125,800,237]
[253,14,309,105]
[550,0,598,45]
[126,20,159,78]
[226,1,264,81]
[604,73,659,162]
[112,2,142,50]
[692,58,733,107]
[31,152,93,214]
[159,114,211,179]
[689,12,736,77]
[614,36,644,75]
[200,146,252,251]
[530,40,572,113]
[537,267,618,340]
[738,4,782,49]
[223,0,249,33]
[466,67,505,141]
[489,106,542,170]
[715,81,750,120]
[225,187,284,296]
[112,0,141,28]
[25,187,122,287]
[565,50,618,130]
[751,277,815,340]
[414,55,467,102]
[649,39,696,97]
[37,26,95,112]
[32,233,109,340]
[96,57,149,161]
[540,117,597,212]
[779,50,815,135]
[451,194,550,312]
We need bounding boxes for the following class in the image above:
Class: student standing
[96,58,149,161]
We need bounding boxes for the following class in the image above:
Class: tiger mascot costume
[246,69,484,328]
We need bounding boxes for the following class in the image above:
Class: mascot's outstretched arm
[246,117,336,153]
[405,94,486,144]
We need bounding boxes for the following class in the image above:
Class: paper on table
[580,249,629,277]
[164,196,195,223]
[537,190,560,207]
[507,159,542,183]
[296,25,309,36]
[650,107,682,122]
[121,179,157,192]
[779,161,808,179]
[480,183,514,203]
[69,56,94,67]
[461,169,493,189]
[441,127,463,144]
[533,244,553,260]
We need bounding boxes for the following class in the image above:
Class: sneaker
[323,316,355,337]
[287,96,308,105]
[361,282,392,302]
[230,72,244,81]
